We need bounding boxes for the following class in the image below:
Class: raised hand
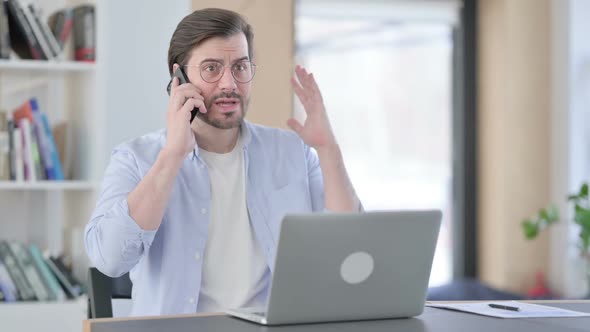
[288,65,337,150]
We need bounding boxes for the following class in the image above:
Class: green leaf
[575,208,590,229]
[568,194,580,202]
[546,204,560,223]
[522,220,539,239]
[580,229,590,252]
[580,183,589,198]
[539,208,549,221]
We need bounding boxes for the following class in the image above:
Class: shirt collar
[178,120,253,160]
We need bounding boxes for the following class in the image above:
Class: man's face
[184,33,252,130]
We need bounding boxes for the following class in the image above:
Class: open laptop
[226,210,442,325]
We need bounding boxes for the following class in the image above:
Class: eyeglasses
[184,60,256,83]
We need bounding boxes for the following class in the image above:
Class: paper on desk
[425,301,590,318]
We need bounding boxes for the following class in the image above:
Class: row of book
[0,97,65,181]
[0,0,94,61]
[0,240,84,302]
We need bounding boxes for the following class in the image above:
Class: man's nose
[217,66,237,91]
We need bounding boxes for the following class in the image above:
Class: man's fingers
[170,86,205,112]
[174,84,204,98]
[291,76,306,103]
[170,76,179,92]
[180,97,207,115]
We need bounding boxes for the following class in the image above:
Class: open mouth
[215,98,239,107]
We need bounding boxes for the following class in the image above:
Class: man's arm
[316,144,360,211]
[128,74,206,230]
[84,75,206,277]
[289,65,360,212]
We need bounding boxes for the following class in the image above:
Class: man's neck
[192,120,240,154]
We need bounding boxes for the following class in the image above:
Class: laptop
[226,210,442,325]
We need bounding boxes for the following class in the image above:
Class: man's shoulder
[112,129,166,162]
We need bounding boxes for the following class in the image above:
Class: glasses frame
[183,60,257,84]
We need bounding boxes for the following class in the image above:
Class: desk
[83,301,590,332]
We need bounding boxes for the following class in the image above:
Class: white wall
[97,0,190,172]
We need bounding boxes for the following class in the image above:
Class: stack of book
[0,0,77,60]
[0,97,65,181]
[0,240,84,302]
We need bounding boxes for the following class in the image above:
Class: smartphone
[166,67,199,123]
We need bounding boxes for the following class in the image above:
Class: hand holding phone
[167,67,200,123]
[164,66,205,159]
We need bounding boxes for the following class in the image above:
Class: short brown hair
[167,8,254,75]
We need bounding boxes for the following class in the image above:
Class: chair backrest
[87,267,132,318]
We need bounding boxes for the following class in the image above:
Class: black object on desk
[488,303,521,312]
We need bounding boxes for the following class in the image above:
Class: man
[84,8,360,316]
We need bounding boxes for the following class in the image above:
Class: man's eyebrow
[199,56,249,64]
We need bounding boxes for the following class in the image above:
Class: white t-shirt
[197,136,269,312]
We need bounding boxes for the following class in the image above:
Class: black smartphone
[166,67,199,123]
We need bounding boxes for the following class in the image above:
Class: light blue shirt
[84,121,326,316]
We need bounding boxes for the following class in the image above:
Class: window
[295,0,461,286]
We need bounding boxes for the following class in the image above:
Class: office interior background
[0,0,589,330]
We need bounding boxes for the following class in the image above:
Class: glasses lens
[232,61,254,83]
[200,62,223,83]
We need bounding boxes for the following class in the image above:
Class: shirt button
[189,297,195,304]
[194,251,201,261]
[201,208,207,214]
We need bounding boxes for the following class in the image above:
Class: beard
[197,91,249,129]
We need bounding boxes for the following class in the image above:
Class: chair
[87,267,132,318]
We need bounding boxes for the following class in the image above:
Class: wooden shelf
[0,181,98,190]
[0,59,95,72]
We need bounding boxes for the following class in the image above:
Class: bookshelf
[0,59,95,72]
[0,180,97,190]
[0,0,191,330]
[0,0,100,329]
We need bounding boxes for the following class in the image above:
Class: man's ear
[172,63,180,74]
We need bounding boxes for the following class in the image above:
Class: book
[29,244,65,301]
[29,119,45,180]
[13,99,44,180]
[0,110,8,180]
[17,118,35,181]
[0,260,18,301]
[30,98,53,179]
[47,7,72,51]
[28,3,60,58]
[19,0,53,60]
[8,241,52,301]
[52,121,70,179]
[0,130,8,180]
[7,118,15,180]
[4,0,45,59]
[0,240,36,301]
[45,255,83,298]
[40,112,64,180]
[0,0,11,59]
[11,126,24,181]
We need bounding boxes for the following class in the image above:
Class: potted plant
[522,182,590,297]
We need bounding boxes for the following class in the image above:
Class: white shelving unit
[0,0,100,330]
[0,1,190,330]
[0,180,98,190]
[0,59,95,72]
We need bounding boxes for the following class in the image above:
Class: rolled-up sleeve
[305,145,326,212]
[84,149,157,277]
